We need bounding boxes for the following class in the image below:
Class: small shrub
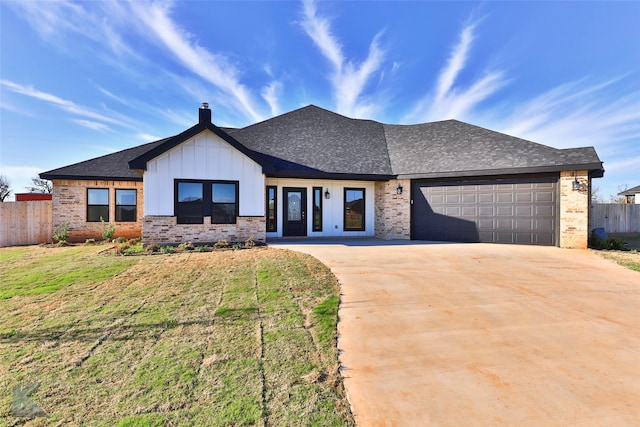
[244,236,256,248]
[100,217,116,241]
[53,222,70,243]
[178,241,195,251]
[114,242,131,255]
[123,243,145,255]
[589,235,628,251]
[214,240,229,248]
[196,245,209,252]
[232,242,243,250]
[84,238,96,245]
[159,245,175,254]
[146,244,160,253]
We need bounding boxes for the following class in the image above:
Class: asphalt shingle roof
[384,120,603,178]
[41,105,604,181]
[40,138,170,181]
[231,105,393,176]
[619,185,640,196]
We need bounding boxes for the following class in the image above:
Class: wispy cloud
[6,0,140,60]
[129,1,266,123]
[300,0,385,118]
[8,0,269,125]
[73,119,111,132]
[0,79,133,129]
[138,133,163,142]
[497,77,640,152]
[405,20,507,123]
[261,81,283,117]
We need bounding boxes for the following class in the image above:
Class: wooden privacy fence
[0,200,53,247]
[591,204,640,233]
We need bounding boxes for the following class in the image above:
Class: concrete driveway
[271,240,640,426]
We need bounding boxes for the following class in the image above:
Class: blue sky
[1,0,639,201]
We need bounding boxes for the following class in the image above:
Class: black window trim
[174,179,239,225]
[312,186,323,232]
[266,185,277,232]
[211,181,239,225]
[343,187,366,232]
[115,188,137,222]
[87,188,109,222]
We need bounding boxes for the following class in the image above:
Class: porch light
[396,183,403,195]
[325,189,331,199]
[572,177,580,191]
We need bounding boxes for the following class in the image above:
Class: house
[40,104,604,248]
[618,185,640,204]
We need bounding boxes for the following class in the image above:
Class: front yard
[0,245,354,426]
[593,232,640,272]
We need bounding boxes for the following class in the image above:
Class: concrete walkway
[270,239,640,426]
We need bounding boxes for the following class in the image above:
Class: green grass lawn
[0,245,354,426]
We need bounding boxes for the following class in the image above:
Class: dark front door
[283,187,307,237]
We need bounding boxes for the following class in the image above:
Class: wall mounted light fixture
[324,189,331,199]
[572,177,580,191]
[396,184,403,195]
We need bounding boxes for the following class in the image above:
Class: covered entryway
[411,174,558,245]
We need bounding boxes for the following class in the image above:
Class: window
[175,180,238,224]
[176,181,203,224]
[344,188,365,231]
[115,189,137,222]
[266,186,277,232]
[312,187,323,232]
[212,182,237,224]
[87,188,109,222]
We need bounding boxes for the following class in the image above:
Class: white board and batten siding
[266,178,375,238]
[144,130,265,216]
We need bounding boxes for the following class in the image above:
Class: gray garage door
[411,175,558,245]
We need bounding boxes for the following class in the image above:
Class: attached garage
[411,174,558,245]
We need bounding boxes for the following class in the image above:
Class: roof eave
[397,163,605,180]
[267,170,395,181]
[39,173,143,182]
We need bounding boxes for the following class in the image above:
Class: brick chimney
[199,102,211,124]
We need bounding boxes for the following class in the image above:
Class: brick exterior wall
[51,179,143,242]
[374,179,411,239]
[559,170,589,249]
[142,216,266,245]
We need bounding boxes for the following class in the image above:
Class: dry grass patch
[593,233,640,273]
[0,245,354,426]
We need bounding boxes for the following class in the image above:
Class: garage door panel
[478,219,495,229]
[516,206,533,216]
[516,192,533,203]
[535,205,554,216]
[495,232,515,243]
[445,195,461,204]
[412,175,557,246]
[497,206,513,216]
[462,194,477,204]
[535,219,554,231]
[536,191,554,202]
[445,206,460,216]
[478,193,494,203]
[461,206,477,216]
[479,206,494,216]
[496,219,513,229]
